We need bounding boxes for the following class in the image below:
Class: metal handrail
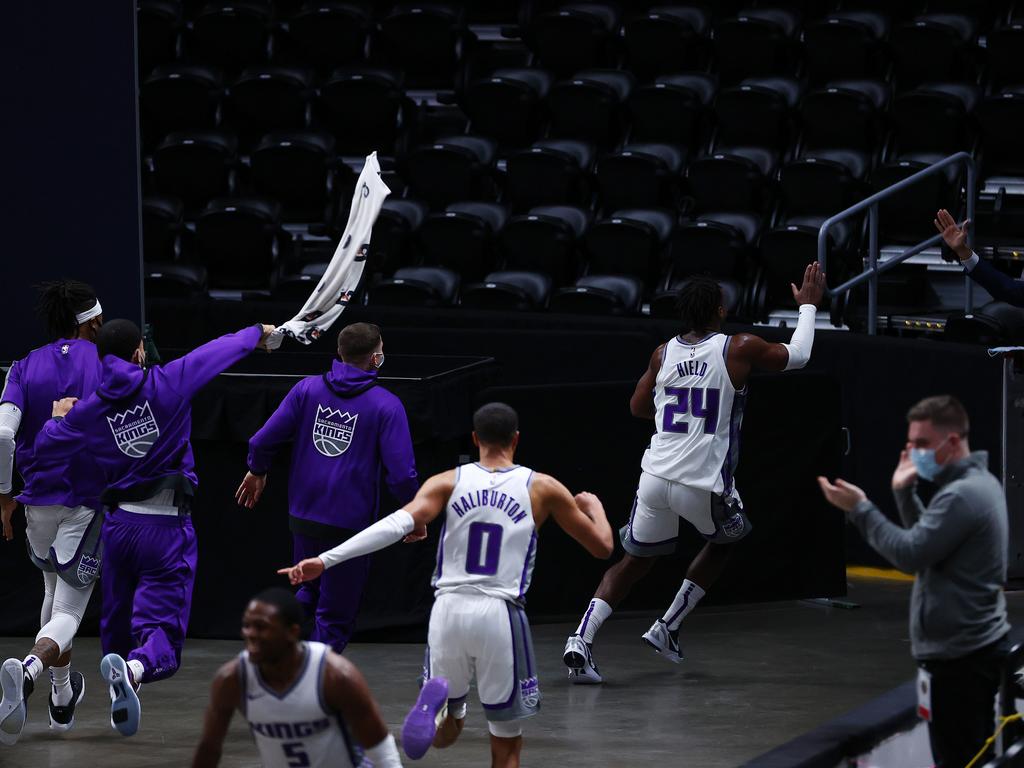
[816,151,976,335]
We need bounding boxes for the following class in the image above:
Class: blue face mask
[911,437,950,482]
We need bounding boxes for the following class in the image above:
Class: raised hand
[791,262,827,307]
[235,471,267,509]
[933,209,972,260]
[277,557,325,585]
[892,448,918,490]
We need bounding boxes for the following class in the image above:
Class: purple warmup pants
[100,509,198,684]
[293,532,370,652]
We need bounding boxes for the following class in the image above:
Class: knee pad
[488,720,522,739]
[36,613,80,655]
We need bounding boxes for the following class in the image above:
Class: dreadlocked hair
[678,277,723,334]
[35,280,98,340]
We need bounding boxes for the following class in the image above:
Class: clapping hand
[817,476,868,513]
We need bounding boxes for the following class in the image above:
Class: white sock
[22,655,44,683]
[50,663,72,706]
[127,659,145,687]
[575,599,612,644]
[662,579,706,631]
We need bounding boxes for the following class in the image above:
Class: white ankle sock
[50,664,72,706]
[127,659,145,687]
[662,580,706,631]
[22,655,43,683]
[575,599,612,644]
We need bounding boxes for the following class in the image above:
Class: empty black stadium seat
[461,68,553,149]
[872,152,962,244]
[504,140,594,211]
[142,195,184,263]
[273,262,331,301]
[138,0,182,74]
[228,66,313,141]
[141,65,222,141]
[803,10,888,85]
[980,87,1024,178]
[584,208,674,289]
[891,14,977,88]
[369,198,429,277]
[319,69,410,156]
[596,143,685,214]
[800,80,889,154]
[528,3,621,79]
[250,131,336,222]
[404,135,497,210]
[987,23,1024,91]
[191,2,271,72]
[781,149,869,219]
[499,205,589,286]
[651,277,743,319]
[623,5,710,80]
[669,212,760,281]
[686,147,776,214]
[628,72,715,148]
[196,197,281,289]
[548,69,635,149]
[371,266,460,307]
[715,75,801,152]
[144,261,208,299]
[712,8,800,85]
[890,82,979,158]
[377,3,467,89]
[418,202,509,281]
[550,274,643,315]
[461,271,552,311]
[282,2,370,73]
[153,131,237,212]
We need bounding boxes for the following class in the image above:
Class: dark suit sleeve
[967,258,1024,307]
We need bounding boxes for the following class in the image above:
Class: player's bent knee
[488,720,523,739]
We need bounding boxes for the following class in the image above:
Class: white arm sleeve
[0,403,22,495]
[318,509,415,569]
[363,734,403,767]
[782,304,817,371]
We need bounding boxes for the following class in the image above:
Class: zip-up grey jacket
[848,451,1009,660]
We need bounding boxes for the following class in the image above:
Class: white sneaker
[642,620,684,664]
[563,635,603,684]
[0,659,30,746]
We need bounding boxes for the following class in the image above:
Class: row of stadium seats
[140,1,1024,90]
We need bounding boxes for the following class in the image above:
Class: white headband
[75,300,103,325]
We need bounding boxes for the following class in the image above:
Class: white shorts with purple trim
[425,591,540,723]
[619,471,752,557]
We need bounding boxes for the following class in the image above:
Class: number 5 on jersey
[663,387,721,434]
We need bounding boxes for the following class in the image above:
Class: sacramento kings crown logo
[107,401,160,458]
[312,405,358,457]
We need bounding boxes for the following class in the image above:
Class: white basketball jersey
[640,333,746,493]
[432,463,537,604]
[240,642,363,768]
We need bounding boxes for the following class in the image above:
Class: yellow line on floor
[847,565,915,583]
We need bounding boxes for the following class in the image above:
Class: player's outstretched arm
[324,653,403,767]
[532,474,613,558]
[278,471,456,584]
[192,659,242,768]
[732,262,825,374]
[629,345,665,419]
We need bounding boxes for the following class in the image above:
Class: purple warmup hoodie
[247,359,418,536]
[2,339,103,508]
[25,327,262,507]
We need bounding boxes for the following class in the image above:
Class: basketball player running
[0,280,104,744]
[564,264,826,683]
[27,319,276,737]
[192,588,403,767]
[279,403,614,768]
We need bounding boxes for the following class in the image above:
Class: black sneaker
[48,671,84,732]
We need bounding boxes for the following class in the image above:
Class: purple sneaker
[402,677,449,760]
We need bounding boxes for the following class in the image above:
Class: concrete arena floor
[2,578,1021,768]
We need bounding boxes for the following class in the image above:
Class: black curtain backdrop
[0,0,143,358]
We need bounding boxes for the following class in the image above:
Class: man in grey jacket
[818,395,1010,768]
